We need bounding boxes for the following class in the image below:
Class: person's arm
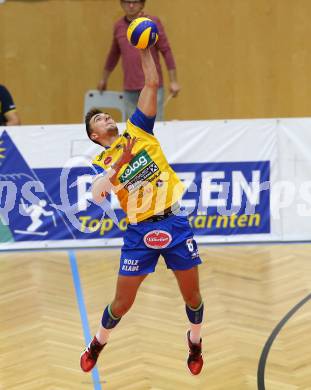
[92,137,137,203]
[97,69,113,92]
[167,69,180,98]
[97,30,121,92]
[127,50,158,134]
[155,18,180,97]
[136,49,159,118]
[5,110,21,126]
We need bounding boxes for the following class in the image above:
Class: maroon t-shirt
[104,14,176,91]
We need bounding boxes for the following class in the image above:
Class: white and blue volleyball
[127,17,159,49]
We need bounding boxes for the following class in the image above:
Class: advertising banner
[0,118,282,249]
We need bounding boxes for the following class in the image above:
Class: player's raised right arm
[137,49,159,118]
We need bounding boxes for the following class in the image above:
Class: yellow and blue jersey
[92,108,184,223]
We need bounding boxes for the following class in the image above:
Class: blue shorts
[120,214,202,276]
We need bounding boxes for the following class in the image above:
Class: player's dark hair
[85,108,102,145]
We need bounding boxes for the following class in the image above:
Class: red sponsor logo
[104,156,112,165]
[144,230,172,249]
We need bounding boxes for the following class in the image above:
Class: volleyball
[127,17,159,49]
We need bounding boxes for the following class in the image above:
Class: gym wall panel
[1,0,311,124]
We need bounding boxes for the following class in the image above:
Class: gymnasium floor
[0,244,310,390]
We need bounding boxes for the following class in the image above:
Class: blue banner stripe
[68,250,102,390]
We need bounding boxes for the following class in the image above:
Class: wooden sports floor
[0,244,310,390]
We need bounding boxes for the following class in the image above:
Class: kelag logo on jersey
[174,161,270,235]
[119,149,160,193]
[119,150,157,182]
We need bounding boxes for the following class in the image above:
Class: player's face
[90,113,119,145]
[121,0,145,19]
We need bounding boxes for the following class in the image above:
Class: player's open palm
[119,137,137,166]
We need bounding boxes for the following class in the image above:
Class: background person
[97,0,180,120]
[0,84,21,126]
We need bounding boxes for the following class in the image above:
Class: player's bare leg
[173,266,204,375]
[80,274,147,372]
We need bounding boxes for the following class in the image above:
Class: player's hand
[97,79,107,93]
[169,81,181,97]
[115,137,138,169]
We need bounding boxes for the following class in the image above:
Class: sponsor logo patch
[124,162,159,192]
[120,150,154,183]
[104,156,112,165]
[121,258,140,272]
[144,230,172,249]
